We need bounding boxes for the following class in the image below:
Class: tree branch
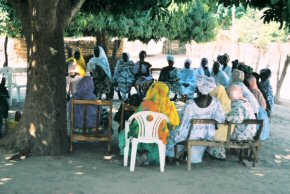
[59,0,86,27]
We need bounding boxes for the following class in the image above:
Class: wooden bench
[70,99,113,153]
[174,119,263,171]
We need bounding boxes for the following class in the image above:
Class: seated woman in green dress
[119,81,180,165]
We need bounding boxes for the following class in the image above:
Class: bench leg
[17,86,21,103]
[250,145,259,167]
[187,144,191,171]
[174,145,178,159]
[239,149,243,163]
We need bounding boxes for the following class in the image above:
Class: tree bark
[3,35,8,67]
[276,44,282,96]
[275,54,290,104]
[96,30,109,55]
[255,48,261,72]
[111,39,121,67]
[7,0,85,155]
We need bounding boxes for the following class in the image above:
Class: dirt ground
[0,99,290,194]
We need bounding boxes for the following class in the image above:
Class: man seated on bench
[174,75,225,163]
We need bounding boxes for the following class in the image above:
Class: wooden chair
[70,99,113,153]
[175,119,263,171]
[119,102,138,132]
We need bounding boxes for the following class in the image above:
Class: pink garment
[248,76,267,109]
[228,85,245,101]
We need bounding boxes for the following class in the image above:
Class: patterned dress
[228,99,256,141]
[134,61,153,89]
[93,66,112,98]
[229,82,260,114]
[159,66,183,95]
[113,60,135,98]
[174,98,225,163]
[260,80,274,111]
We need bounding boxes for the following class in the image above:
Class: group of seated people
[65,47,274,165]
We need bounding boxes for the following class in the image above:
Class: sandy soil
[0,99,290,194]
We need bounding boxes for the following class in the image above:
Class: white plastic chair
[0,67,12,106]
[123,111,170,172]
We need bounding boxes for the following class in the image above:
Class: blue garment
[70,76,102,128]
[180,68,196,97]
[258,107,270,140]
[210,70,229,87]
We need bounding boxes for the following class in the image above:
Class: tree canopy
[218,0,290,29]
[66,1,218,43]
[0,0,21,37]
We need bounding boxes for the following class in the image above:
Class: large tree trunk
[15,26,68,155]
[6,0,85,155]
[275,54,290,104]
[3,35,8,67]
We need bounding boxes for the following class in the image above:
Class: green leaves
[218,0,290,29]
[66,1,218,43]
[0,0,22,37]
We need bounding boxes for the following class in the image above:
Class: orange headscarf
[144,82,180,127]
[140,82,180,143]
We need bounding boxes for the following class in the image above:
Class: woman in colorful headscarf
[227,85,256,141]
[227,69,260,116]
[69,76,102,133]
[66,48,86,77]
[113,52,135,100]
[87,46,112,99]
[119,82,180,165]
[180,59,197,99]
[159,55,183,101]
[175,75,225,163]
[247,76,270,140]
[66,62,82,100]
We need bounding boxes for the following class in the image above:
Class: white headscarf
[68,62,80,75]
[167,55,175,62]
[196,75,216,95]
[87,46,112,79]
[184,58,192,65]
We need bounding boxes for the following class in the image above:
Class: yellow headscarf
[145,82,180,127]
[210,84,231,114]
[66,47,86,77]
